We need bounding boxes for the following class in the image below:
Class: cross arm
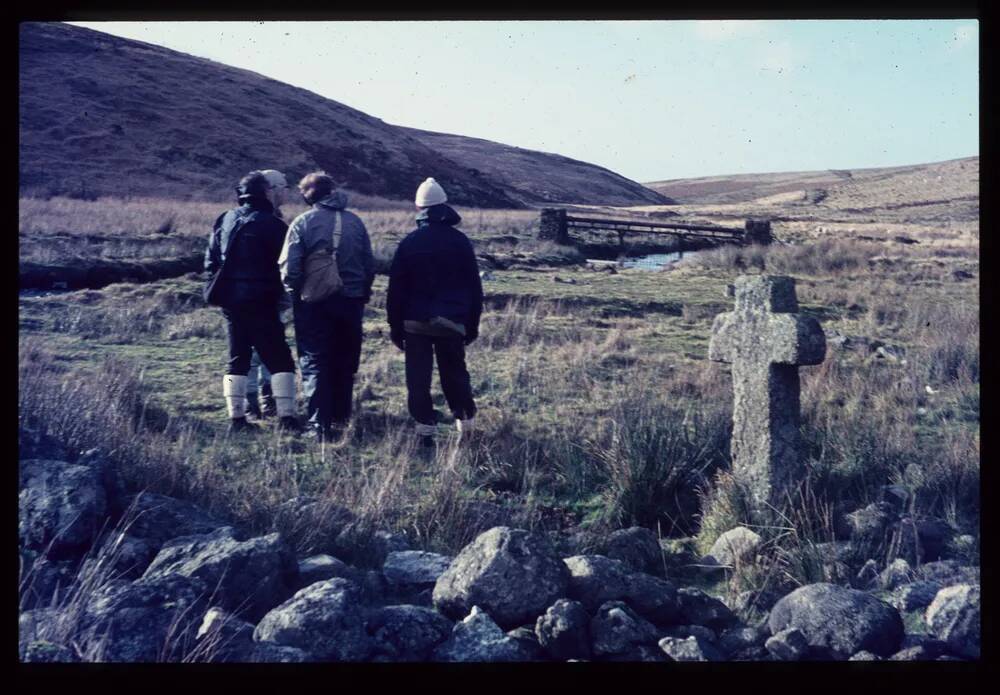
[708,312,738,363]
[766,314,826,366]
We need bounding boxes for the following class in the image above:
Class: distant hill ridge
[645,156,979,206]
[18,22,669,208]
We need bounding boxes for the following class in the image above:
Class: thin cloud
[691,20,766,41]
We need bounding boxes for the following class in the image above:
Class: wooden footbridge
[538,208,773,248]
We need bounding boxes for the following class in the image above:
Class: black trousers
[404,332,477,426]
[222,303,295,376]
[293,295,365,428]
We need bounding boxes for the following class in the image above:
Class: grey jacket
[279,192,375,301]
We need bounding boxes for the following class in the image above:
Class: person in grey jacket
[279,172,375,441]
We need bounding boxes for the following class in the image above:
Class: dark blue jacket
[386,204,483,340]
[204,195,287,308]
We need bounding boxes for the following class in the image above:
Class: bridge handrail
[564,215,745,235]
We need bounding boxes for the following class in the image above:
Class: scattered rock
[294,554,360,591]
[658,635,724,662]
[765,627,810,661]
[194,607,255,662]
[123,492,230,550]
[661,624,717,642]
[250,644,313,662]
[432,606,531,662]
[383,550,452,591]
[19,458,108,559]
[18,427,70,462]
[562,555,632,612]
[22,640,79,663]
[589,601,658,658]
[603,527,661,574]
[925,584,979,659]
[888,581,944,613]
[767,583,904,658]
[916,560,979,587]
[848,650,883,661]
[142,527,297,622]
[433,527,569,630]
[703,526,761,569]
[915,519,954,562]
[253,578,371,662]
[506,626,544,660]
[552,275,577,284]
[889,645,941,661]
[879,558,915,591]
[81,574,210,662]
[854,559,880,589]
[367,605,453,662]
[535,598,591,660]
[676,587,738,630]
[623,572,680,625]
[19,554,75,609]
[718,625,768,657]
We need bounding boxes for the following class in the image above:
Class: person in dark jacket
[205,170,302,433]
[386,177,483,444]
[280,172,375,441]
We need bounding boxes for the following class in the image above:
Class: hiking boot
[277,416,303,434]
[228,417,259,434]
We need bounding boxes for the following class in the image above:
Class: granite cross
[709,275,826,509]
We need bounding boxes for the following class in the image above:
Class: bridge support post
[539,208,569,244]
[744,219,773,245]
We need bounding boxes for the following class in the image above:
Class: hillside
[646,157,979,210]
[400,127,674,207]
[19,22,664,208]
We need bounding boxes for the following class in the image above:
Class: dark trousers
[222,303,295,376]
[404,332,477,426]
[293,295,365,428]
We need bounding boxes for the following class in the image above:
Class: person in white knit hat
[386,177,483,446]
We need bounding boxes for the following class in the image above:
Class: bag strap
[331,211,343,256]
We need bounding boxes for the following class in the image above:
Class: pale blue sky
[68,20,979,182]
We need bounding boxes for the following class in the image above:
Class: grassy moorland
[18,194,979,625]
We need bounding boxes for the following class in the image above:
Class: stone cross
[709,275,826,509]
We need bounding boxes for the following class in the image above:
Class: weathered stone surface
[925,584,979,659]
[383,550,452,589]
[854,559,880,589]
[916,560,979,587]
[888,581,943,613]
[768,583,904,658]
[718,625,769,658]
[506,626,544,661]
[19,554,75,609]
[19,607,62,659]
[603,527,661,574]
[81,574,210,662]
[708,275,825,508]
[253,578,370,662]
[590,601,659,658]
[432,606,531,662]
[605,644,669,662]
[123,492,230,549]
[676,587,738,630]
[889,645,941,661]
[22,640,79,662]
[662,624,717,642]
[703,526,762,569]
[848,650,882,661]
[845,502,896,553]
[142,527,297,622]
[19,459,107,559]
[623,572,680,625]
[562,555,632,612]
[367,605,453,661]
[294,554,360,591]
[193,607,256,662]
[433,527,569,629]
[76,448,127,518]
[250,644,312,662]
[765,627,810,661]
[879,558,914,591]
[372,530,412,566]
[535,598,591,660]
[658,635,724,662]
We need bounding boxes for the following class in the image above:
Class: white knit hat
[260,169,288,189]
[415,177,447,207]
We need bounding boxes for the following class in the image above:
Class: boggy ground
[18,195,979,654]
